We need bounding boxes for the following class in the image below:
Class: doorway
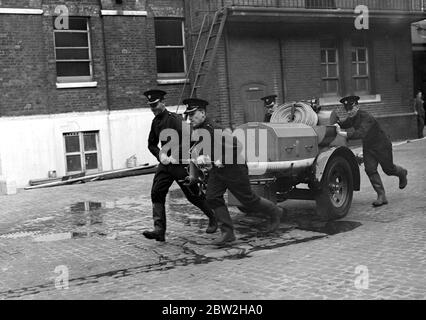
[241,83,267,122]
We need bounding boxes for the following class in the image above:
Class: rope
[270,101,318,126]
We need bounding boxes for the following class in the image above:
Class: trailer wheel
[315,156,353,221]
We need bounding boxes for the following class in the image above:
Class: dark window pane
[67,155,82,172]
[56,62,90,76]
[306,0,336,9]
[324,80,338,93]
[156,48,185,73]
[352,51,357,62]
[56,49,89,60]
[69,17,88,30]
[351,63,357,76]
[65,135,80,153]
[358,49,366,62]
[327,50,336,63]
[55,32,88,47]
[155,19,183,46]
[321,50,326,63]
[356,78,368,92]
[321,65,327,78]
[84,133,97,151]
[328,64,338,77]
[359,63,367,75]
[85,153,98,170]
[54,17,87,30]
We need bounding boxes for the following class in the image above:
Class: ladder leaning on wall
[177,7,228,112]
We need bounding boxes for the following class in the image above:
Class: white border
[56,82,98,89]
[0,8,43,15]
[157,78,190,85]
[101,10,147,16]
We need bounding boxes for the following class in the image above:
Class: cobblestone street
[0,138,425,300]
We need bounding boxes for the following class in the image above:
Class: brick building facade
[0,0,424,189]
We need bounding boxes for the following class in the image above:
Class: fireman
[142,89,217,242]
[260,94,279,122]
[334,95,408,207]
[183,97,284,245]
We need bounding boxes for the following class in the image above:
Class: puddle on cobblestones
[33,231,108,242]
[295,221,362,235]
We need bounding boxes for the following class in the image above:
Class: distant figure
[260,94,279,122]
[414,90,425,138]
[335,95,408,207]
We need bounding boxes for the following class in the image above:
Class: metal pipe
[247,158,316,175]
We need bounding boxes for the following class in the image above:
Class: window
[352,47,370,94]
[54,17,93,83]
[64,131,100,174]
[321,41,340,96]
[306,0,336,9]
[154,18,186,78]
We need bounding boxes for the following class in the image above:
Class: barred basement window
[306,0,336,9]
[54,17,93,83]
[154,18,187,78]
[352,47,370,94]
[321,41,340,96]
[64,131,100,174]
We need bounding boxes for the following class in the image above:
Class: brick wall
[0,0,189,117]
[196,20,417,139]
[0,14,49,116]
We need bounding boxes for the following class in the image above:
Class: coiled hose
[270,101,318,126]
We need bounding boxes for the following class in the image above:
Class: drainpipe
[223,24,234,129]
[279,37,286,103]
[99,1,114,170]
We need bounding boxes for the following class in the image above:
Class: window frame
[63,131,101,175]
[320,46,340,97]
[154,18,187,79]
[351,46,370,95]
[53,17,94,83]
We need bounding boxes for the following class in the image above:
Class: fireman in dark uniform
[183,98,284,245]
[335,95,408,207]
[142,90,217,242]
[260,94,278,122]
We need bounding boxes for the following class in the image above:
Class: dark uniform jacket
[148,109,184,162]
[338,109,390,148]
[414,97,425,119]
[192,117,244,165]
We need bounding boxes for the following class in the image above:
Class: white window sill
[56,82,98,89]
[156,78,190,85]
[0,8,43,15]
[101,10,147,16]
[320,94,381,106]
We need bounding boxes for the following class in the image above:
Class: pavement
[0,138,425,300]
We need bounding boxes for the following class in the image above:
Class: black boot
[143,203,166,242]
[394,165,408,189]
[212,206,236,245]
[252,197,283,233]
[369,174,388,207]
[206,215,218,234]
[198,203,218,234]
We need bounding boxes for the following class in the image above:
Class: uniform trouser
[150,163,213,232]
[363,142,398,178]
[417,115,425,138]
[206,164,261,231]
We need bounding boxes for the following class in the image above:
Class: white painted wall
[0,107,184,188]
